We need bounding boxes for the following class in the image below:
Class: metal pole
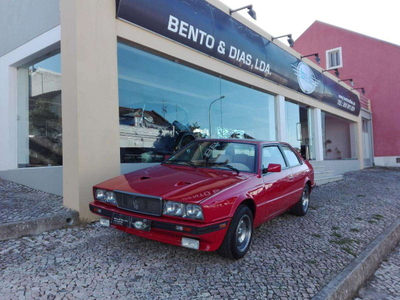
[208,96,225,138]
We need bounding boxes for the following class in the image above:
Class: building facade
[295,20,399,167]
[0,0,371,219]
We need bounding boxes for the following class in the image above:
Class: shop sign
[116,0,360,116]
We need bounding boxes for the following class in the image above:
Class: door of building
[362,118,373,167]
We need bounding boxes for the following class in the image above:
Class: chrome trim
[114,190,163,216]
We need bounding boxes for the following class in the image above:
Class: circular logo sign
[295,62,318,94]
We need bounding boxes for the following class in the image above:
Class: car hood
[99,164,254,203]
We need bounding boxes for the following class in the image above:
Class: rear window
[262,146,287,168]
[281,145,301,167]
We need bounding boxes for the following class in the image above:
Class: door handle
[289,175,293,181]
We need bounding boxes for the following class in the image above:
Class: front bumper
[89,202,230,251]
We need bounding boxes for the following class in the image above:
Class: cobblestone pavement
[0,168,399,299]
[356,243,400,300]
[0,179,73,224]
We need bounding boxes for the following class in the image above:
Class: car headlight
[105,191,117,205]
[186,204,203,220]
[163,201,203,220]
[95,189,106,201]
[95,189,117,205]
[164,201,185,217]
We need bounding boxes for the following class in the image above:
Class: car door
[280,144,306,207]
[258,145,293,221]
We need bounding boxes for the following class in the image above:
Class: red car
[89,139,314,259]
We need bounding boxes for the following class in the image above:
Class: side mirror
[164,155,171,160]
[267,163,281,173]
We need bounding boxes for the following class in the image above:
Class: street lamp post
[209,96,225,138]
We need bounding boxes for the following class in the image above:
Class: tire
[218,204,253,260]
[290,185,310,216]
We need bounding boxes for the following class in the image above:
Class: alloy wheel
[236,214,252,252]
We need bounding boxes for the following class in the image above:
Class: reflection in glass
[165,140,257,173]
[285,101,315,160]
[18,52,62,167]
[117,42,276,163]
[216,80,276,141]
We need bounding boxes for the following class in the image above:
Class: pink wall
[295,21,400,157]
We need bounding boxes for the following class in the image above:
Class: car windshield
[164,141,257,173]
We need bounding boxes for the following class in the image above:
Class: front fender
[202,192,256,223]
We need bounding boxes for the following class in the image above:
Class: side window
[262,146,287,169]
[281,145,301,167]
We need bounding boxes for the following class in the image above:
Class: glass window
[17,51,62,167]
[362,119,368,133]
[285,101,315,160]
[322,112,357,160]
[117,42,276,163]
[326,47,343,69]
[262,146,286,168]
[281,145,301,166]
[165,141,257,173]
[215,80,276,141]
[285,101,301,150]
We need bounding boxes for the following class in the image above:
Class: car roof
[196,138,286,145]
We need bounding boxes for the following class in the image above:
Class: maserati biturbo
[89,139,314,259]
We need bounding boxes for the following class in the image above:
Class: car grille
[114,191,163,216]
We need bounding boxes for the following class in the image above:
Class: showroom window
[285,101,315,160]
[321,112,357,160]
[17,51,62,167]
[117,42,276,163]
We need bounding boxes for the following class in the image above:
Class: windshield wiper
[167,159,197,169]
[210,162,240,175]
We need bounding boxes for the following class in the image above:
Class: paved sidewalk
[0,167,399,299]
[356,243,400,300]
[0,179,78,240]
[0,179,72,224]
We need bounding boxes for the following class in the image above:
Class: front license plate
[112,213,130,227]
[111,213,151,232]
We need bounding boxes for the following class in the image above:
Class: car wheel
[218,204,253,259]
[290,185,310,216]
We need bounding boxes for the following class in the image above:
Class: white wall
[374,156,400,167]
[0,0,60,57]
[0,27,62,196]
[0,26,61,171]
[323,160,361,176]
[0,166,63,196]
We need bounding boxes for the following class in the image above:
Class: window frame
[279,144,303,168]
[325,47,343,70]
[261,144,289,176]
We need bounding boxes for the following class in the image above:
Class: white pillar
[356,118,364,169]
[275,95,286,142]
[0,61,13,170]
[313,108,324,161]
[17,68,30,167]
